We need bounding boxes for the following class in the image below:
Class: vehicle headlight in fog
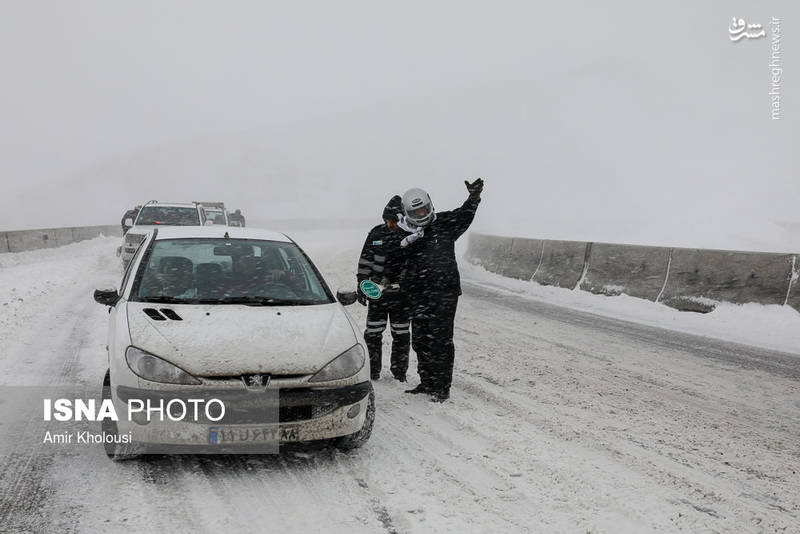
[308,345,365,383]
[125,347,201,385]
[125,233,145,245]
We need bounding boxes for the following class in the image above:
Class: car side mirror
[336,289,358,306]
[124,218,134,227]
[94,288,120,307]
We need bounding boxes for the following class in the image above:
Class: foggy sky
[1,1,798,251]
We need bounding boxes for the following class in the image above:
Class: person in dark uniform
[400,178,484,402]
[229,209,246,227]
[357,195,411,381]
[121,206,141,234]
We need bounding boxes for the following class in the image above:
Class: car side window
[119,238,147,294]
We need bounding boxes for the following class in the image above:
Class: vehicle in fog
[117,201,205,268]
[95,226,372,459]
[200,206,228,226]
[195,201,229,226]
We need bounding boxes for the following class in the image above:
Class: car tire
[334,390,375,451]
[101,370,140,461]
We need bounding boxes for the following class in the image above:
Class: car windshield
[132,238,332,305]
[136,206,200,226]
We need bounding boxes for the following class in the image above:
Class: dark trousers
[411,294,459,393]
[364,292,411,376]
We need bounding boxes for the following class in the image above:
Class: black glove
[465,178,484,197]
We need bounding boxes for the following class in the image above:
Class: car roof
[141,202,199,209]
[152,226,293,243]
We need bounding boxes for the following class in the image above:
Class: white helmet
[402,188,435,227]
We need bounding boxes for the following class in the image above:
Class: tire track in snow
[0,286,99,530]
[446,303,796,525]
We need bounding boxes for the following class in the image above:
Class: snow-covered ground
[0,229,798,533]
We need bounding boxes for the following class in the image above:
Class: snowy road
[0,231,798,533]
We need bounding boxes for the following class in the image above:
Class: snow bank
[0,237,121,354]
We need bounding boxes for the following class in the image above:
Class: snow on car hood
[126,301,358,376]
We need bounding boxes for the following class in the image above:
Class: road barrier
[786,256,800,310]
[531,240,589,289]
[504,238,544,281]
[0,225,121,254]
[580,243,671,301]
[659,248,794,312]
[466,233,800,313]
[465,234,514,276]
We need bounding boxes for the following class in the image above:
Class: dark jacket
[357,197,409,287]
[121,209,139,227]
[401,193,481,300]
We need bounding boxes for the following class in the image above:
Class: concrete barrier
[0,225,121,253]
[532,240,589,289]
[466,233,800,313]
[654,248,794,312]
[503,238,544,280]
[581,243,671,300]
[466,234,514,275]
[786,256,800,311]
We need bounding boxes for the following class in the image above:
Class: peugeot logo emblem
[242,374,270,389]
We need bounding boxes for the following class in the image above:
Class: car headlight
[125,233,145,245]
[125,347,201,385]
[308,345,365,383]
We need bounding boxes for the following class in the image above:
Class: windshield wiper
[217,296,318,306]
[137,296,188,304]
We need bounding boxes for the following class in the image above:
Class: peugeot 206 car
[94,226,371,459]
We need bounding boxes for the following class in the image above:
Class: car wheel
[101,370,140,461]
[334,390,375,451]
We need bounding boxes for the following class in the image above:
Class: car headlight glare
[308,345,365,383]
[125,346,201,385]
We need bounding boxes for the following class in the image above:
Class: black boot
[404,383,432,394]
[430,389,450,403]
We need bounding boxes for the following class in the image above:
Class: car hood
[126,301,358,376]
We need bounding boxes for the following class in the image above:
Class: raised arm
[449,178,484,239]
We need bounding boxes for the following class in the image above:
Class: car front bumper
[113,381,372,451]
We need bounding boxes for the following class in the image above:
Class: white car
[118,202,206,268]
[200,206,229,226]
[95,226,371,459]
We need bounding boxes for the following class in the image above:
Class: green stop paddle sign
[359,280,382,300]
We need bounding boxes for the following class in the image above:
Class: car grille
[116,382,370,425]
[197,375,326,423]
[201,374,308,384]
[207,403,333,424]
[194,375,352,423]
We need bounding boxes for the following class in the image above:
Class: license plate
[208,425,299,444]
